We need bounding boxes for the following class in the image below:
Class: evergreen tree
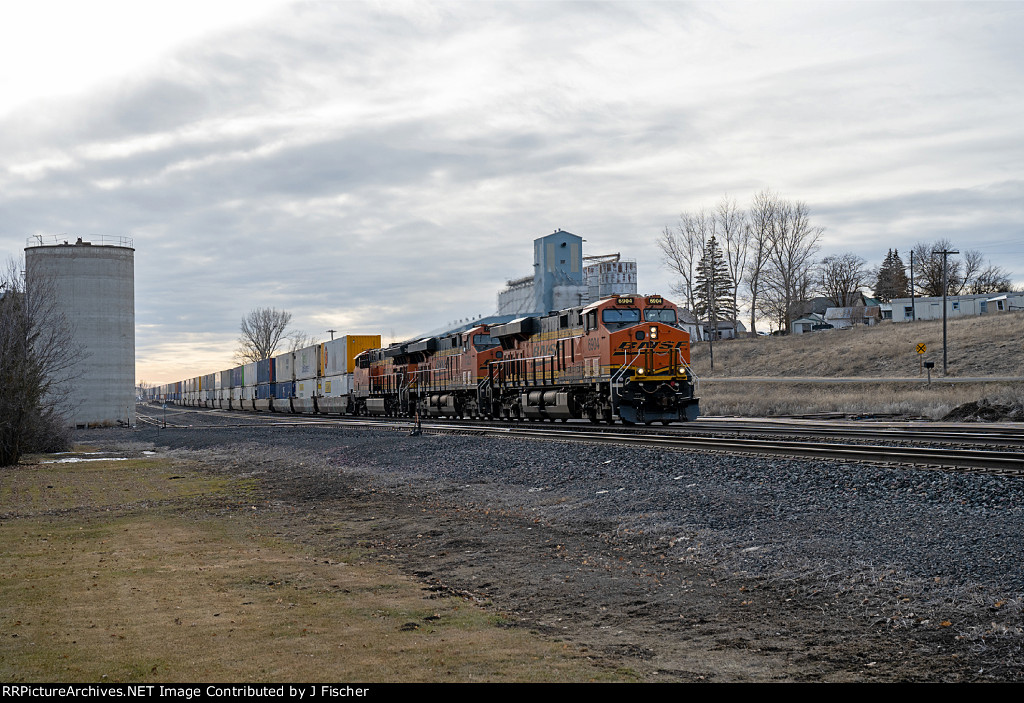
[694,236,737,326]
[873,249,909,302]
[890,250,909,298]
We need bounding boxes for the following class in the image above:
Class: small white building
[695,319,747,341]
[824,306,882,329]
[891,293,1024,322]
[792,313,830,334]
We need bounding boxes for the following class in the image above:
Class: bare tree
[819,253,868,307]
[959,250,1015,294]
[288,330,316,352]
[911,239,962,296]
[1,258,81,466]
[716,195,749,330]
[236,307,293,363]
[662,190,824,335]
[764,198,823,333]
[745,189,777,335]
[961,250,985,291]
[658,211,714,313]
[968,264,1013,294]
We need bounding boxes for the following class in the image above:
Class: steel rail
[135,405,1024,473]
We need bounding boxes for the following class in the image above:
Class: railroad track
[135,404,1024,475]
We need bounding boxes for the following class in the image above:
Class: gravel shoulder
[98,415,1024,681]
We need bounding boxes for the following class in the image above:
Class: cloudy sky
[2,0,1021,383]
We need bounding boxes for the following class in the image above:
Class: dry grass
[691,311,1024,379]
[699,381,1024,419]
[0,453,624,683]
[687,311,1024,417]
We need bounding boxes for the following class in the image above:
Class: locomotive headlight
[678,366,686,375]
[649,326,658,339]
[637,367,645,375]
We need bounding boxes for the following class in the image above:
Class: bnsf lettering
[615,341,687,352]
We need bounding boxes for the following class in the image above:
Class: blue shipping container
[257,358,276,384]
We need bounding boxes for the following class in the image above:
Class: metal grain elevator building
[24,235,135,428]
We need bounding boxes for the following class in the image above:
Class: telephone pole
[938,249,958,375]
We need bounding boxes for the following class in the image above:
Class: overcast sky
[2,0,1021,383]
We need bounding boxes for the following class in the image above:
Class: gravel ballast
[107,415,1024,681]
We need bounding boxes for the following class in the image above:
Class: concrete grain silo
[24,235,135,427]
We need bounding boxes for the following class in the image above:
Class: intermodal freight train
[149,295,700,424]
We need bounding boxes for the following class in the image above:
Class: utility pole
[938,249,959,375]
[909,250,915,321]
[327,329,336,341]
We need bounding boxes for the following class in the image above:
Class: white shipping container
[275,351,295,382]
[323,335,381,377]
[320,374,352,397]
[321,338,350,376]
[296,344,320,380]
[244,362,258,390]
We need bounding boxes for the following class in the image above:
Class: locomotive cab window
[601,308,641,329]
[473,334,499,351]
[644,309,677,324]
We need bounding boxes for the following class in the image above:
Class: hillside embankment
[689,312,1024,419]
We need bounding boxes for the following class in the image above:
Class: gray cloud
[2,1,1022,380]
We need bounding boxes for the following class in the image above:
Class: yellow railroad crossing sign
[916,343,927,354]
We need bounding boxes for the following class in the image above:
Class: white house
[824,306,882,329]
[792,313,830,334]
[891,293,1024,322]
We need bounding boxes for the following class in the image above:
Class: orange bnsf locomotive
[353,295,699,424]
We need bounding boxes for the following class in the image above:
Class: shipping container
[321,335,382,376]
[319,374,352,397]
[295,344,321,381]
[274,351,295,384]
[317,374,353,414]
[256,358,276,384]
[255,383,273,411]
[241,362,257,411]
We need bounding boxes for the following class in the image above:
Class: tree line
[659,191,1016,335]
